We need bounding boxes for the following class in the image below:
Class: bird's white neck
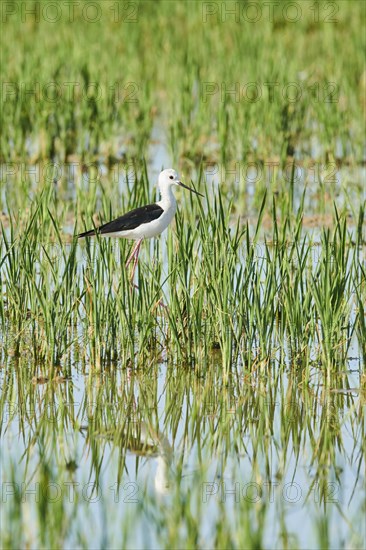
[157,184,177,211]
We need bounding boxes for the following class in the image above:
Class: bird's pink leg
[126,238,143,269]
[126,238,143,281]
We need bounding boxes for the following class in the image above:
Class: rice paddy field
[1,1,366,548]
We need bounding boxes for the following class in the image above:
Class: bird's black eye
[169,175,174,180]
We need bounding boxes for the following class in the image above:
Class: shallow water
[1,345,364,548]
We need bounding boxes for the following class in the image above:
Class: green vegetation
[1,1,365,549]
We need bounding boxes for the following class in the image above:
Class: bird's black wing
[78,203,164,238]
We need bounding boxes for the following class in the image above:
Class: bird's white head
[158,168,203,197]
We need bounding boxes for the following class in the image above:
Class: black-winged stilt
[78,168,203,278]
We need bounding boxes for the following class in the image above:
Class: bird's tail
[78,229,97,238]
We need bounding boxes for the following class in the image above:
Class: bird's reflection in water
[124,421,173,495]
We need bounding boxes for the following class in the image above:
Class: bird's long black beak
[178,181,204,197]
